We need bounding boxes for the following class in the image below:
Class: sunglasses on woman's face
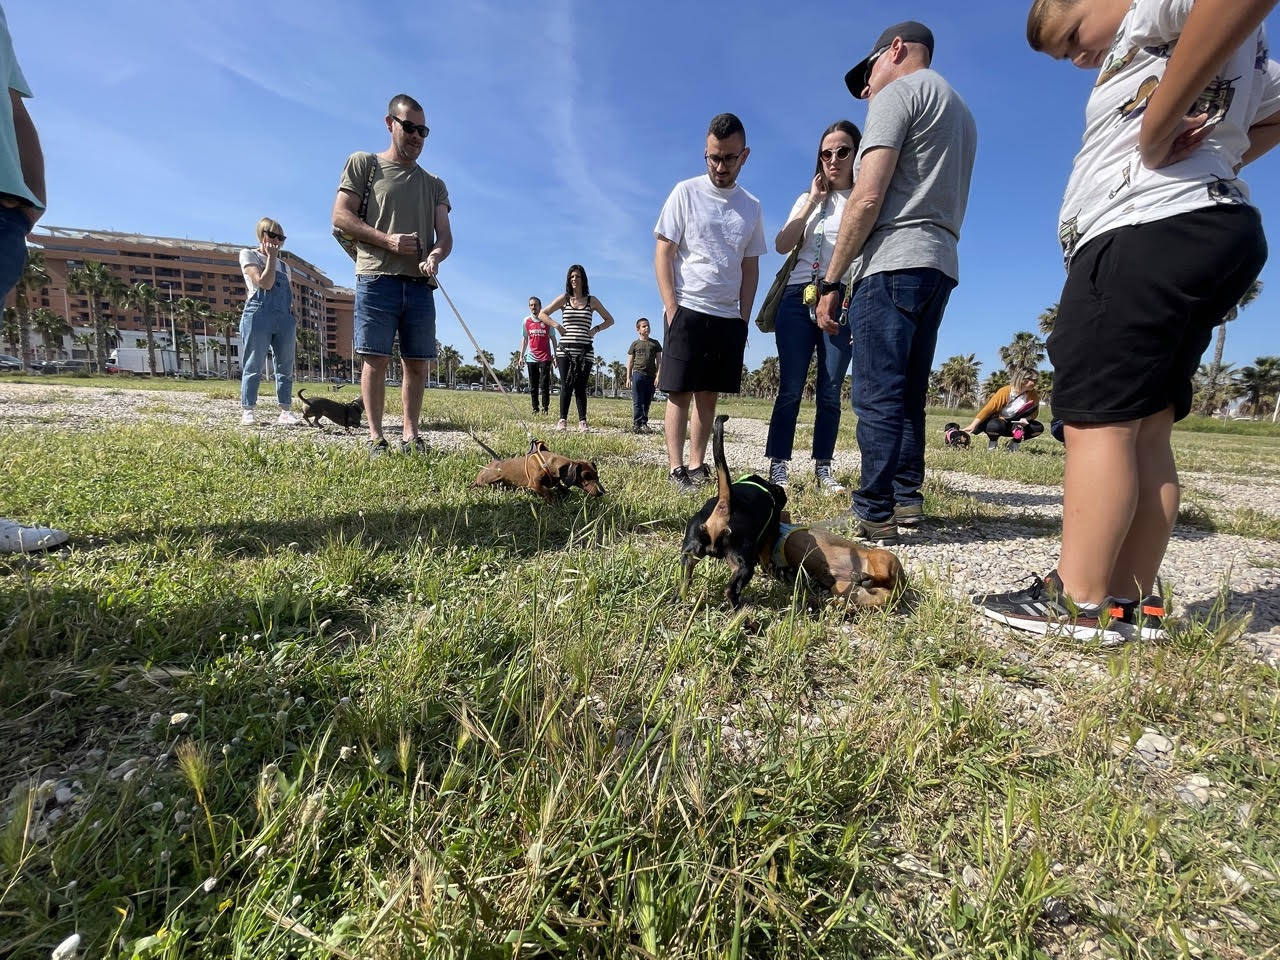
[389,116,430,138]
[265,230,285,241]
[820,146,853,162]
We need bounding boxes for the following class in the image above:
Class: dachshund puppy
[296,389,364,433]
[472,440,605,502]
[772,515,906,607]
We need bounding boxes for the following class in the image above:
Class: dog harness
[770,521,809,571]
[732,475,781,550]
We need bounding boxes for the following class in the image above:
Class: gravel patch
[3,382,1278,664]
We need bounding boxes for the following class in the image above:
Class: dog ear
[559,462,580,485]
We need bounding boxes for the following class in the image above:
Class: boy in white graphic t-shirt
[977,0,1280,642]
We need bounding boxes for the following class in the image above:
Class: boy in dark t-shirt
[626,317,662,433]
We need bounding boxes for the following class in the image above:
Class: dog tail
[296,388,309,402]
[698,415,733,546]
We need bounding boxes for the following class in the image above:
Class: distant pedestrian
[538,264,615,432]
[332,93,452,456]
[655,112,766,493]
[961,374,1044,451]
[765,119,861,494]
[237,217,298,426]
[520,296,557,414]
[626,317,662,433]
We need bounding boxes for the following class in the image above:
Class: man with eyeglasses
[815,21,977,542]
[654,112,766,494]
[332,93,452,457]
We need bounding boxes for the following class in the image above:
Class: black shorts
[1049,205,1266,424]
[658,305,747,394]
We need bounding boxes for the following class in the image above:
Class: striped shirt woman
[539,263,615,432]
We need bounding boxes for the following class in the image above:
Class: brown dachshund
[471,440,605,502]
[772,514,906,607]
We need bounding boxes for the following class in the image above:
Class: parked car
[385,378,401,387]
[39,359,90,374]
[469,383,483,391]
[0,353,22,371]
[454,383,468,391]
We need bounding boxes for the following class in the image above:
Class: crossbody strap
[357,152,377,223]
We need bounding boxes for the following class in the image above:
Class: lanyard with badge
[801,199,826,320]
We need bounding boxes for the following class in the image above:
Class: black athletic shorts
[658,305,748,394]
[1049,204,1266,424]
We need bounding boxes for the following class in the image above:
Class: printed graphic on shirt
[1191,75,1240,124]
[1059,215,1081,263]
[1207,177,1247,204]
[1107,162,1132,200]
[1118,75,1160,120]
[1098,45,1138,86]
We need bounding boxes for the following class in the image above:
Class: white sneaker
[768,459,789,488]
[240,410,256,426]
[277,409,300,426]
[556,419,567,432]
[815,461,847,494]
[0,518,69,553]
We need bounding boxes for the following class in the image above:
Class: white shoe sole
[977,606,1125,645]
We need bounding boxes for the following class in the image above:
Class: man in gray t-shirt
[815,21,977,541]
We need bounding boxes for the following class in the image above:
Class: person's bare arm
[331,187,419,256]
[242,243,281,291]
[625,351,633,382]
[816,146,898,332]
[539,294,568,333]
[589,297,614,335]
[775,174,828,253]
[10,89,43,223]
[739,256,760,323]
[655,237,679,324]
[1242,108,1280,167]
[1139,0,1279,168]
[419,204,452,277]
[520,327,530,360]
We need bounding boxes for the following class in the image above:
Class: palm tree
[1236,356,1280,416]
[440,344,461,387]
[72,331,95,366]
[30,307,69,361]
[173,297,207,375]
[609,360,626,397]
[1036,303,1058,338]
[204,311,239,378]
[998,332,1045,380]
[66,260,114,373]
[124,282,163,375]
[2,306,18,356]
[508,350,524,389]
[1200,279,1262,415]
[755,356,781,399]
[13,249,49,368]
[938,354,980,408]
[981,369,1010,400]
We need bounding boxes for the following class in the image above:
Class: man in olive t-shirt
[331,93,453,455]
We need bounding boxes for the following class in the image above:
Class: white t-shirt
[0,6,40,211]
[783,188,851,285]
[654,175,767,319]
[239,247,291,298]
[1059,0,1280,265]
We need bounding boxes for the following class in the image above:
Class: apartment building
[11,226,354,373]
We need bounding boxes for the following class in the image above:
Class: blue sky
[9,0,1279,378]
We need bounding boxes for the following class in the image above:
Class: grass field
[1,377,1278,959]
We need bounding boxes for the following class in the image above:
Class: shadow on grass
[1179,580,1280,634]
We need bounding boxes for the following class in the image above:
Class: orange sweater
[974,385,1040,424]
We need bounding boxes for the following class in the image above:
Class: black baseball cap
[844,20,935,99]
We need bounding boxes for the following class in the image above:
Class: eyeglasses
[705,152,744,169]
[819,146,852,162]
[866,45,890,74]
[389,116,430,138]
[265,230,286,241]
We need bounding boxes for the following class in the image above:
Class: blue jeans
[354,275,437,359]
[0,206,31,298]
[240,295,296,408]
[631,373,655,427]
[848,268,955,522]
[765,283,852,462]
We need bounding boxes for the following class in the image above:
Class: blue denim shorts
[354,274,437,359]
[0,206,32,297]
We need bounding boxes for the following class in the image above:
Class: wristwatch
[818,279,842,297]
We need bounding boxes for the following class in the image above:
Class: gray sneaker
[893,502,924,527]
[768,459,789,488]
[687,464,714,487]
[367,437,390,458]
[814,461,846,494]
[1006,440,1021,453]
[821,511,899,545]
[400,436,429,455]
[669,466,699,495]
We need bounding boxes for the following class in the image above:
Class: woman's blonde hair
[256,217,285,242]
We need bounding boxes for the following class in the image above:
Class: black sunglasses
[389,116,430,138]
[265,230,286,241]
[820,146,853,162]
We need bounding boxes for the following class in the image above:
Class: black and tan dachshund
[680,415,787,608]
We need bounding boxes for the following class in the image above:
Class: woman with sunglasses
[764,120,861,492]
[237,217,299,426]
[539,263,615,431]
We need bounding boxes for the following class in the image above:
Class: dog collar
[732,476,779,548]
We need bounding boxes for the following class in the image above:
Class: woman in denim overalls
[237,217,298,425]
